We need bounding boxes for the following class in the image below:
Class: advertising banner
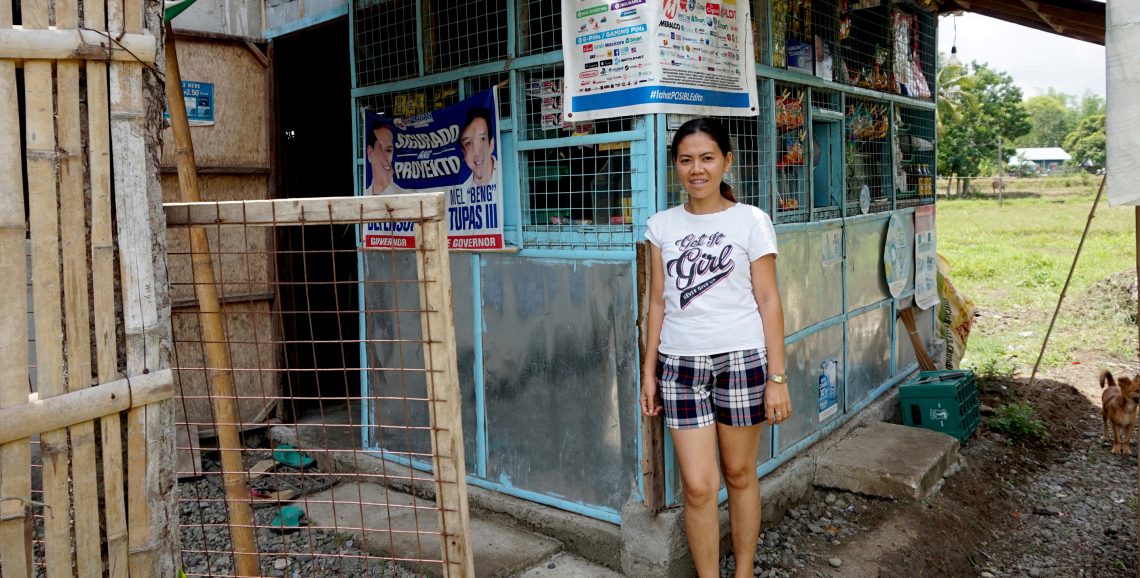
[362,88,504,250]
[562,0,759,121]
[914,205,937,310]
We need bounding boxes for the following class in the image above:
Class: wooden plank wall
[158,33,278,439]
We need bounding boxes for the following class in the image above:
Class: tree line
[936,60,1106,177]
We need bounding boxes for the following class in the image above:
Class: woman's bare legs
[671,425,721,578]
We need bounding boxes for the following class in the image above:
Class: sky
[937,12,1106,100]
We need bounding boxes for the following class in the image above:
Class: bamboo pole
[0,0,34,573]
[0,28,158,62]
[55,0,102,572]
[415,203,475,577]
[86,0,129,572]
[21,0,75,574]
[164,23,260,577]
[109,0,176,573]
[0,371,174,445]
[1029,174,1107,384]
[164,194,448,226]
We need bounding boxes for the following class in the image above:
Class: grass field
[935,183,1138,373]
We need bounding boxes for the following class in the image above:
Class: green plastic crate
[899,370,979,442]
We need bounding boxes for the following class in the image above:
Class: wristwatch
[767,373,787,384]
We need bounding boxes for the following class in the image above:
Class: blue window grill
[896,105,936,208]
[845,95,892,214]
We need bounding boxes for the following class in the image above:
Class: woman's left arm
[751,254,790,424]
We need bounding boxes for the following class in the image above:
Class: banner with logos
[361,89,504,250]
[562,0,758,121]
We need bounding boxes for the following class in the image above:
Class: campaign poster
[562,0,759,121]
[914,205,938,310]
[361,89,505,251]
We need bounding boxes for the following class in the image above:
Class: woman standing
[640,118,790,578]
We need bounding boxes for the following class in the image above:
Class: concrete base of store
[814,421,961,499]
[270,382,966,576]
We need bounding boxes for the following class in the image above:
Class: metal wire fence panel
[774,83,809,223]
[165,195,473,578]
[423,0,508,74]
[845,95,892,214]
[896,105,936,208]
[354,0,420,88]
[518,0,560,56]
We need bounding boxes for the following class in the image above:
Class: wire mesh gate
[164,193,473,578]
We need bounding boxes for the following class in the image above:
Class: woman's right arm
[641,242,666,417]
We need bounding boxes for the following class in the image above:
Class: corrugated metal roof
[938,0,1104,46]
[1011,147,1073,162]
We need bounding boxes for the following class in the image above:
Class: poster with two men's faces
[362,89,504,250]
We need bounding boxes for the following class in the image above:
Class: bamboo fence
[0,0,176,575]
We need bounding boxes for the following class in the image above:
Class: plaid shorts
[657,349,768,430]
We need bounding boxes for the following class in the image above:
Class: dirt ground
[751,358,1140,578]
[744,258,1139,578]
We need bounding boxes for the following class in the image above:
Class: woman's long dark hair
[670,117,736,202]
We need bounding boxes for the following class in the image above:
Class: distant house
[1008,147,1072,175]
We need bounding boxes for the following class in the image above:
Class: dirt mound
[1070,270,1138,326]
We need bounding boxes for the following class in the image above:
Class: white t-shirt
[645,202,778,356]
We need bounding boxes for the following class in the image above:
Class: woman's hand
[641,372,662,417]
[766,381,791,425]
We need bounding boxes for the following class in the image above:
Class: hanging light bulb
[947,46,962,67]
[946,15,963,67]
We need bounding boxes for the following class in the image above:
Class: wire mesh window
[845,95,892,214]
[167,197,471,577]
[521,143,641,250]
[752,0,769,65]
[896,105,936,208]
[811,88,841,114]
[518,0,561,56]
[890,7,934,100]
[424,0,509,73]
[522,66,633,139]
[465,72,511,120]
[354,0,419,88]
[773,83,809,223]
[664,113,772,211]
[836,0,891,92]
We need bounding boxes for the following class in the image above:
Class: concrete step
[516,552,624,578]
[813,421,961,500]
[302,481,563,578]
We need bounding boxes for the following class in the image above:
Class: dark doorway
[272,18,358,419]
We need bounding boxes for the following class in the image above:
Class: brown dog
[1101,370,1140,455]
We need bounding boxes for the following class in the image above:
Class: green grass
[937,189,1137,371]
[987,402,1050,444]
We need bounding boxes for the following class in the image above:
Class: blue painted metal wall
[346,0,938,524]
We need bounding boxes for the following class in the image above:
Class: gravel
[178,474,428,578]
[978,416,1138,577]
[177,450,431,578]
